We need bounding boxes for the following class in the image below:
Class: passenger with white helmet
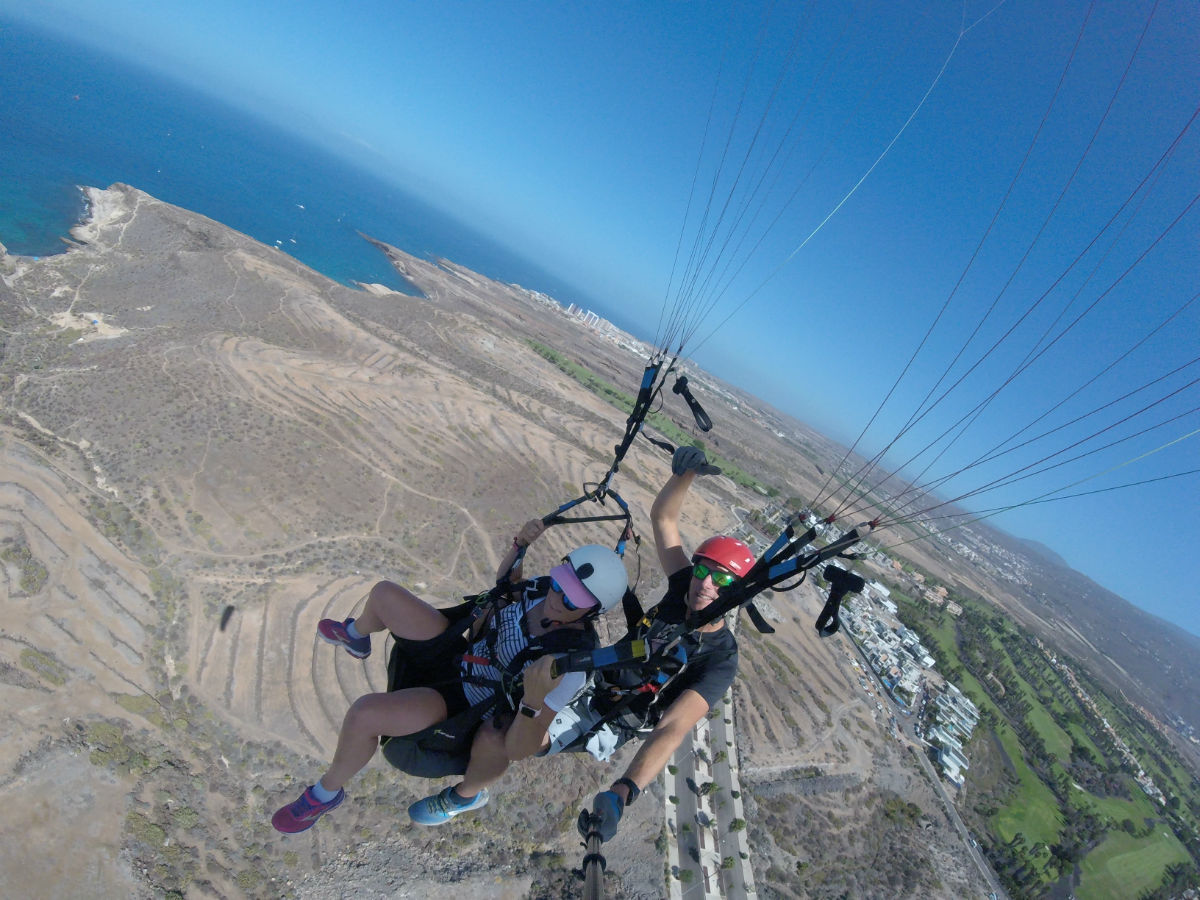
[271,517,628,833]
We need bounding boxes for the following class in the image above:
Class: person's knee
[467,716,515,760]
[343,694,385,737]
[370,580,404,600]
[508,731,553,761]
[474,721,506,753]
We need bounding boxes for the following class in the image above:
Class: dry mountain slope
[1,184,703,898]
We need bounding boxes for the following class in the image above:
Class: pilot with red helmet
[585,445,753,840]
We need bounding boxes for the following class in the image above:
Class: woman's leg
[319,686,447,791]
[458,717,513,797]
[407,715,514,822]
[354,580,449,641]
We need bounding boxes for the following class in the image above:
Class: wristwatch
[518,700,543,718]
[614,777,641,805]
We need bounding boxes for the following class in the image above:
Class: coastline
[70,184,122,245]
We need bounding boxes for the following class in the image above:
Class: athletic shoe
[317,618,371,659]
[271,785,345,834]
[408,786,490,825]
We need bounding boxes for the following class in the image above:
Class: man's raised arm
[651,446,720,576]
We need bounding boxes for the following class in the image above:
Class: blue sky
[6,1,1199,637]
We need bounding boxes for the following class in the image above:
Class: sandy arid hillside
[0,185,988,899]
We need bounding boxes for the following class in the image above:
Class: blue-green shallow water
[0,20,602,309]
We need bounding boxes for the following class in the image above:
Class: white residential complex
[844,590,979,788]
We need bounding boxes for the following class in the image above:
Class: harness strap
[460,577,537,687]
[641,433,676,455]
[505,637,554,679]
[742,600,776,634]
[551,626,698,752]
[460,578,601,711]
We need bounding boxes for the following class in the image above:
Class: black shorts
[388,618,472,719]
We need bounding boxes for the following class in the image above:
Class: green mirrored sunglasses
[692,562,737,587]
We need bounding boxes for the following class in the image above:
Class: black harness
[380,578,597,778]
[549,601,733,755]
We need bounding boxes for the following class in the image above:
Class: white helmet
[549,544,628,613]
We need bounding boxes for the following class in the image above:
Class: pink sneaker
[317,618,371,659]
[271,785,345,834]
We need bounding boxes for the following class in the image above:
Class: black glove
[577,790,623,842]
[672,446,721,477]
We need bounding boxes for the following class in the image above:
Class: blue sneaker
[408,786,490,825]
[317,618,371,659]
[271,785,345,834]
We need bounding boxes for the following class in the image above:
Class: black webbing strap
[539,486,634,536]
[742,601,776,634]
[607,361,668,480]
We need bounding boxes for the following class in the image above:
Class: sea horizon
[0,19,635,333]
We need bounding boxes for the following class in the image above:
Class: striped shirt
[460,588,587,711]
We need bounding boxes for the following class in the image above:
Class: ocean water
[0,20,599,308]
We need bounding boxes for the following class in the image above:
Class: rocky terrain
[0,184,1191,899]
[1,184,687,899]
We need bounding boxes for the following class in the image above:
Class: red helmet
[693,535,755,577]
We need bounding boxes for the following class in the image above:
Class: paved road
[708,712,753,899]
[906,744,1004,898]
[666,702,758,899]
[672,740,710,898]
